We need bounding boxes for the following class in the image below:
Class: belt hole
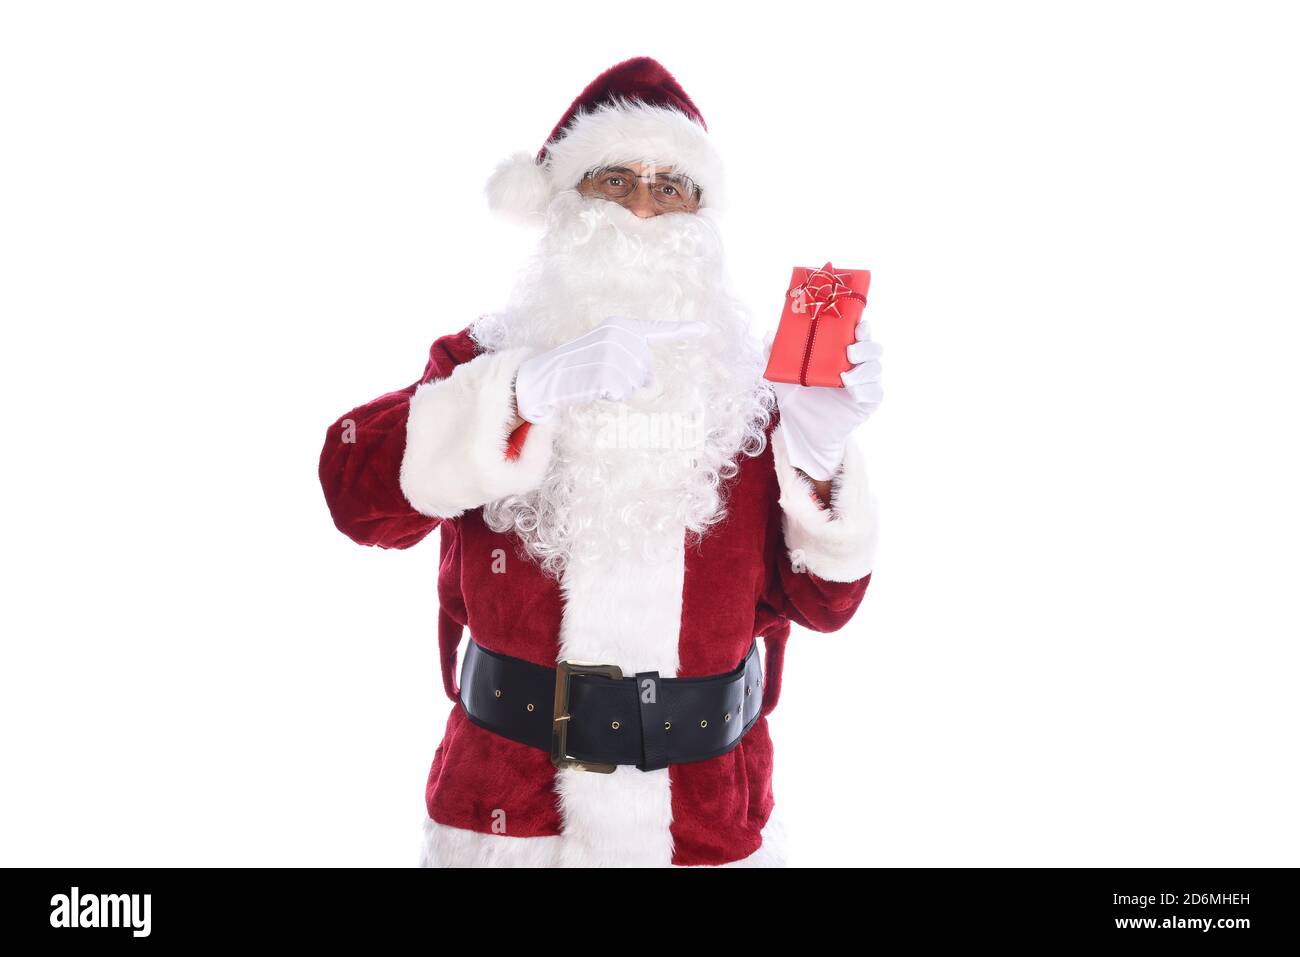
[611,721,621,731]
[526,703,534,712]
[494,689,502,699]
[664,721,671,731]
[725,712,732,722]
[700,719,708,729]
[746,687,751,696]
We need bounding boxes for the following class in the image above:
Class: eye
[658,184,678,196]
[604,175,625,187]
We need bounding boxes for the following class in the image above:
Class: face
[576,161,702,218]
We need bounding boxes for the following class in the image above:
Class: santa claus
[319,57,883,867]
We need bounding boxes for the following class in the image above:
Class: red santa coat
[318,326,878,866]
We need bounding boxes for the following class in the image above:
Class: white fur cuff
[399,347,554,519]
[771,424,879,583]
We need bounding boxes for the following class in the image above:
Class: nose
[623,181,661,218]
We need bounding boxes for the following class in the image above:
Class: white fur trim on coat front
[547,491,687,866]
[771,424,879,583]
[399,347,554,519]
[486,101,725,223]
[417,807,788,868]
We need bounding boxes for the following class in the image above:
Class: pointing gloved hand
[513,315,708,424]
[773,315,883,482]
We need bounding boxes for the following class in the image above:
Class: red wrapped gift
[763,262,871,388]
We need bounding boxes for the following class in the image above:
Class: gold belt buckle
[552,660,623,773]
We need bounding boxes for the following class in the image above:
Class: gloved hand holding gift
[764,263,883,483]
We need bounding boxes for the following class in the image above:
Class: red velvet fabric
[318,326,873,864]
[504,420,530,461]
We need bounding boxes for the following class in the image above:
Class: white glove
[773,316,883,482]
[513,315,707,424]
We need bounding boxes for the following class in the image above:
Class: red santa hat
[486,56,725,223]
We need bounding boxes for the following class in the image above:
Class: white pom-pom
[485,151,553,224]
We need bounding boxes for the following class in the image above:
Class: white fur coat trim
[399,347,554,519]
[546,494,688,865]
[771,424,879,583]
[417,808,788,868]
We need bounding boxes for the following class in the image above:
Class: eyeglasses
[580,165,702,212]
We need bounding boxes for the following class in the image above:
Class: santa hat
[486,56,724,223]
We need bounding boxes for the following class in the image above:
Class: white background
[2,1,1297,867]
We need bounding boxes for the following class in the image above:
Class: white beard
[470,190,774,579]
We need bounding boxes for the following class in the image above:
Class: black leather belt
[457,639,764,773]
